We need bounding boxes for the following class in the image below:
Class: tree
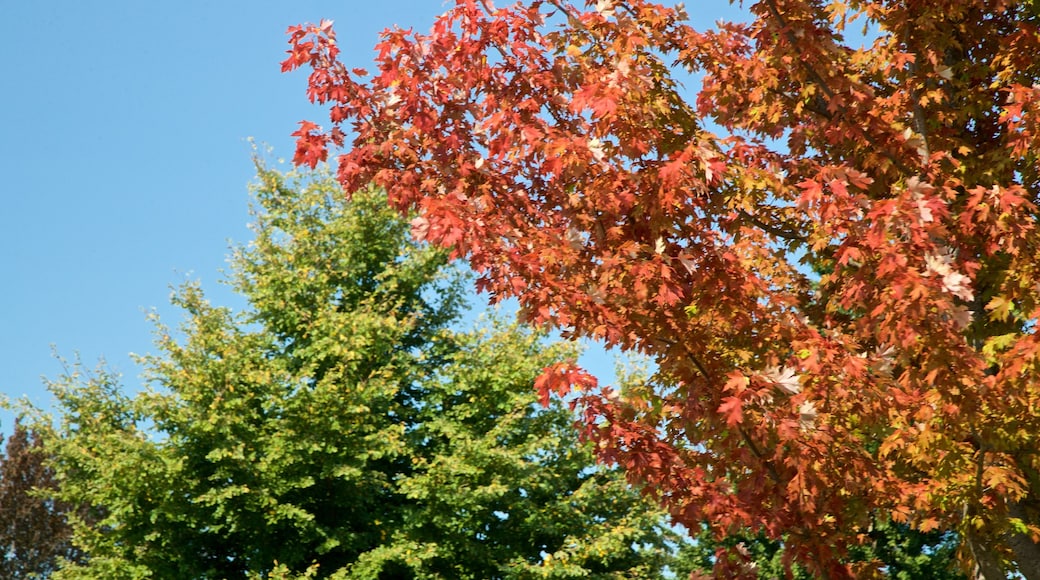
[673,519,965,580]
[0,421,82,578]
[34,163,676,579]
[282,0,1040,577]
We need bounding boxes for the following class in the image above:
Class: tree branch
[908,60,932,164]
[738,209,808,242]
[677,347,785,485]
[761,0,914,175]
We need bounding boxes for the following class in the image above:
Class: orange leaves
[534,362,598,407]
[981,464,1029,499]
[985,296,1014,323]
[718,396,744,426]
[285,0,1040,574]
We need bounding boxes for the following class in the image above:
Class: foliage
[283,0,1040,577]
[0,421,83,578]
[32,163,675,579]
[674,518,965,580]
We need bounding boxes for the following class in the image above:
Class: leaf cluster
[281,1,1040,576]
[29,163,675,579]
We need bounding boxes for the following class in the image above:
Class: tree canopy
[32,164,675,579]
[282,0,1040,577]
[0,421,82,578]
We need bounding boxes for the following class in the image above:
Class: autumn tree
[283,0,1040,577]
[33,163,676,579]
[0,421,82,578]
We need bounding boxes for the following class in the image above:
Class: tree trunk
[1008,502,1040,580]
[965,502,1040,580]
[965,530,1008,580]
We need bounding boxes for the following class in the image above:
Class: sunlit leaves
[33,164,675,578]
[286,0,1040,576]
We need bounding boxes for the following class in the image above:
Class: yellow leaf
[918,517,940,532]
[985,296,1013,322]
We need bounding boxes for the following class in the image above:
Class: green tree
[32,162,675,579]
[0,421,83,578]
[674,519,965,580]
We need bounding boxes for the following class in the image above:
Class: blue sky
[1,1,744,429]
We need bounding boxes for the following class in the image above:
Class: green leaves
[34,163,675,578]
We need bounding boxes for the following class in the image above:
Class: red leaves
[281,21,336,72]
[284,1,1040,574]
[280,41,314,73]
[718,396,743,426]
[534,362,597,407]
[289,121,328,168]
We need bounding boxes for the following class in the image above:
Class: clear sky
[1,1,745,429]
